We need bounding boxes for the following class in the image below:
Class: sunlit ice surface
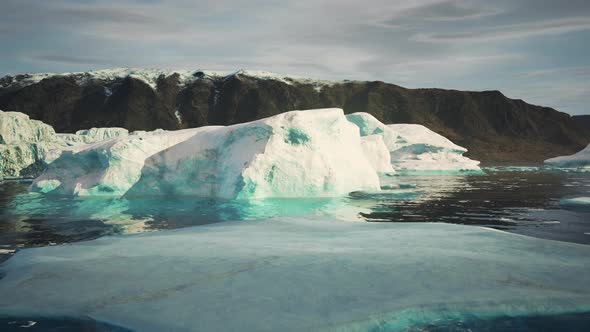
[0,217,589,331]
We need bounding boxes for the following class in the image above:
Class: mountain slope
[572,115,590,131]
[1,68,588,162]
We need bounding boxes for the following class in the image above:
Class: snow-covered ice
[0,111,62,178]
[0,218,588,332]
[360,135,394,173]
[388,123,480,172]
[31,109,381,198]
[0,111,56,144]
[57,127,129,146]
[545,143,590,171]
[0,110,132,178]
[346,113,480,172]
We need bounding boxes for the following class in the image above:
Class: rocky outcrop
[1,69,589,162]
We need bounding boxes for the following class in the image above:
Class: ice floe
[0,218,588,332]
[560,197,590,209]
[545,143,590,171]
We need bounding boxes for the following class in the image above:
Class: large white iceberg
[0,218,588,331]
[346,113,480,171]
[359,135,394,173]
[545,143,590,171]
[31,109,381,198]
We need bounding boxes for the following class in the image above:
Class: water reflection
[356,168,590,244]
[1,167,589,257]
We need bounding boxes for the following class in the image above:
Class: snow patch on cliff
[2,68,340,91]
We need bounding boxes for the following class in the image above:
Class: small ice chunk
[545,143,590,170]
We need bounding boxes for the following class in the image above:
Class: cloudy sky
[1,0,589,115]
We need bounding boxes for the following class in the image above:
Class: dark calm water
[399,312,590,332]
[1,166,589,264]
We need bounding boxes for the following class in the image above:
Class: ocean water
[1,166,589,261]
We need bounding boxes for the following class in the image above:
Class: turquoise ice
[0,218,588,332]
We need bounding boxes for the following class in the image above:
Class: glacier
[0,217,588,332]
[346,112,480,172]
[545,143,590,171]
[31,109,381,198]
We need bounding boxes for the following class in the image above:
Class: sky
[1,0,589,115]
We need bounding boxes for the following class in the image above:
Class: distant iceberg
[346,113,480,172]
[560,196,590,209]
[388,123,480,172]
[545,143,590,171]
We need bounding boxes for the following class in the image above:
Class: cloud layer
[1,0,589,115]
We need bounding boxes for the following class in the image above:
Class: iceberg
[360,135,394,173]
[545,143,590,171]
[0,111,56,144]
[31,109,381,198]
[388,124,480,171]
[0,110,132,179]
[56,127,129,146]
[0,111,62,178]
[346,113,480,171]
[0,218,588,332]
[560,197,590,209]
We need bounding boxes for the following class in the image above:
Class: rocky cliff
[573,115,590,131]
[1,68,588,162]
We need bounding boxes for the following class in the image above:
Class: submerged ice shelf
[0,218,588,332]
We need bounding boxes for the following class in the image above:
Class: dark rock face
[573,115,590,131]
[1,71,589,162]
